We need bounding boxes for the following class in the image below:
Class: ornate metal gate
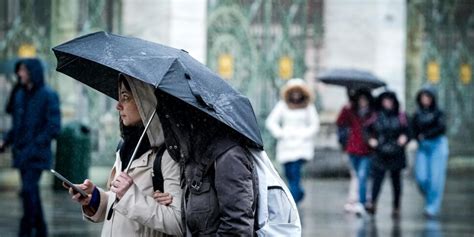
[407,0,474,155]
[0,0,122,165]
[207,0,311,152]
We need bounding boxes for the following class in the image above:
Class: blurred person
[411,87,449,218]
[66,75,183,236]
[266,78,320,205]
[0,58,61,237]
[336,88,375,216]
[338,88,359,212]
[365,91,409,218]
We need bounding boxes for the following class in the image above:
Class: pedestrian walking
[337,88,360,213]
[365,91,409,218]
[266,78,320,205]
[66,75,183,236]
[411,87,449,218]
[0,58,61,237]
[336,88,375,215]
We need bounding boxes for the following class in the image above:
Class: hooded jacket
[367,91,408,170]
[154,89,258,236]
[3,58,61,170]
[83,76,183,237]
[411,87,446,140]
[266,78,320,163]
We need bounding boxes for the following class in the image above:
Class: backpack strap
[242,148,260,233]
[152,144,167,192]
[189,137,238,192]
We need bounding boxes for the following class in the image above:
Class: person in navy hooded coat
[0,58,61,237]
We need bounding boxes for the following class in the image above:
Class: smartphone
[50,169,88,197]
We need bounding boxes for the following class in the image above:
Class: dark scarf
[120,125,151,171]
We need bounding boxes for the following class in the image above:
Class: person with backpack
[365,91,409,218]
[411,87,449,218]
[265,78,320,205]
[153,81,301,236]
[152,88,257,236]
[66,74,183,236]
[336,88,375,216]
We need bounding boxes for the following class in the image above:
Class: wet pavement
[0,171,472,236]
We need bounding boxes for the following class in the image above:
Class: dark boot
[365,202,376,215]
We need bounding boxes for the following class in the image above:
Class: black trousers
[371,166,402,209]
[19,168,47,237]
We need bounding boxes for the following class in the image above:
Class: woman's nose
[116,102,123,111]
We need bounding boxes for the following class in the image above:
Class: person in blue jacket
[0,58,61,237]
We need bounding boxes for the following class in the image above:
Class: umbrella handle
[123,109,157,172]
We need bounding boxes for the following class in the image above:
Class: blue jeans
[284,159,306,204]
[349,155,372,204]
[415,136,449,216]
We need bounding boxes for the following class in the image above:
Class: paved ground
[0,171,472,236]
[300,171,474,237]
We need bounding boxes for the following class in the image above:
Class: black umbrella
[317,69,386,89]
[52,31,263,149]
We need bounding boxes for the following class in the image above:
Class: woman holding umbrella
[336,88,375,216]
[53,31,299,236]
[66,75,183,236]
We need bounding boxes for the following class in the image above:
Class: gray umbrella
[52,31,263,149]
[317,68,386,89]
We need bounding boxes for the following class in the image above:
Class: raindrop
[174,145,178,149]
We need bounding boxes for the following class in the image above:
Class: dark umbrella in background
[53,31,263,152]
[317,68,386,89]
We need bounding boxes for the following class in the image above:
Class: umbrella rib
[124,109,157,172]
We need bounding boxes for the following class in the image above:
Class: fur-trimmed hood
[280,78,314,109]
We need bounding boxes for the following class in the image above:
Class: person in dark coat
[336,88,375,216]
[365,91,409,218]
[0,58,61,237]
[155,90,258,236]
[411,87,449,218]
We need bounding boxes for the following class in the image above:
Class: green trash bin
[53,122,91,190]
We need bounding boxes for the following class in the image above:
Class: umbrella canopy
[53,31,263,149]
[317,69,386,89]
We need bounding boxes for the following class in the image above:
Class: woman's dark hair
[118,73,132,92]
[352,88,374,112]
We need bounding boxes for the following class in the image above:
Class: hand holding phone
[51,169,88,197]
